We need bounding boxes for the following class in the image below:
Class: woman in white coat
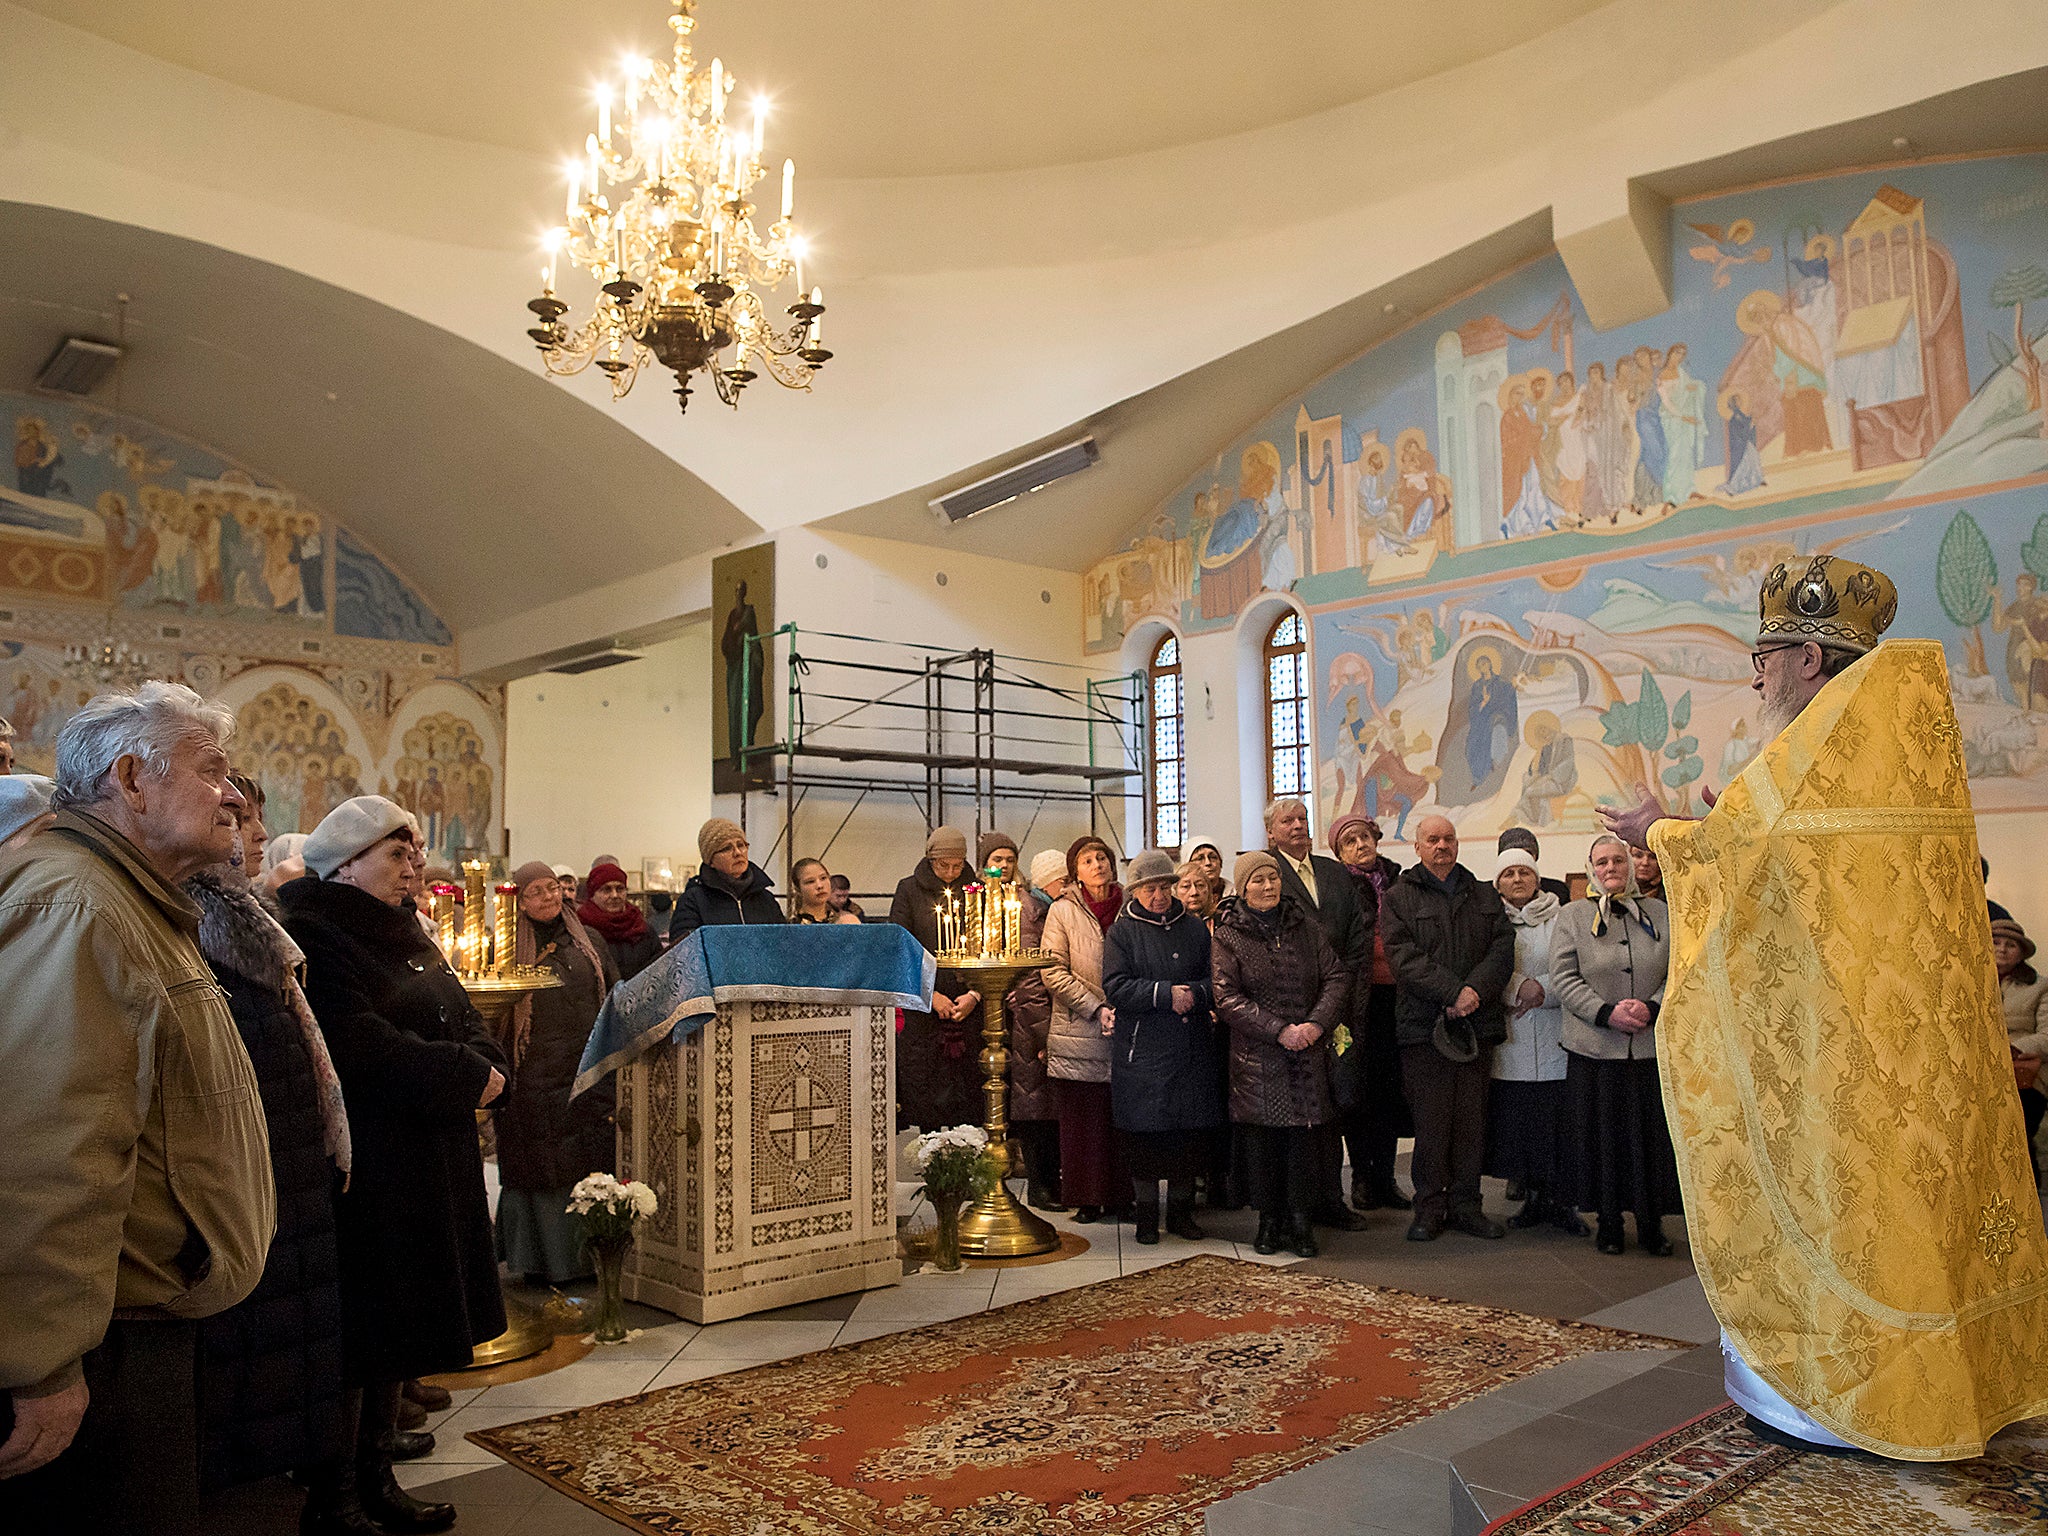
[1482,849,1585,1234]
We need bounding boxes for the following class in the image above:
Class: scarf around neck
[1082,883,1124,933]
[1504,889,1562,927]
[577,894,650,947]
[509,904,609,1067]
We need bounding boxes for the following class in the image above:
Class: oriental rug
[1482,1401,2048,1534]
[471,1253,1680,1535]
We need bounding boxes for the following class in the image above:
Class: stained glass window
[1264,612,1311,817]
[1147,634,1185,850]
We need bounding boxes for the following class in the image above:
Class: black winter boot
[1286,1213,1320,1259]
[355,1461,456,1534]
[1132,1199,1160,1245]
[1165,1197,1205,1242]
[1252,1214,1283,1255]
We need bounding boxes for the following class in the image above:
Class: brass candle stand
[462,966,566,1368]
[934,950,1060,1259]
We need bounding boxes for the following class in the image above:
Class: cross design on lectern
[768,1075,840,1164]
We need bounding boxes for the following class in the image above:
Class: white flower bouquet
[567,1171,659,1247]
[907,1124,999,1203]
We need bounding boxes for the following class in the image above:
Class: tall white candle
[809,287,823,345]
[781,159,795,221]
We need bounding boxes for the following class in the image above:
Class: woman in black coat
[668,818,785,941]
[280,796,507,1536]
[187,787,353,1527]
[887,825,984,1132]
[496,860,621,1284]
[1101,849,1223,1244]
[1211,851,1347,1259]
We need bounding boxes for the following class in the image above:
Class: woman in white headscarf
[1549,834,1677,1257]
[1482,849,1582,1234]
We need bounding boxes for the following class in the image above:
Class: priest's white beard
[1754,663,1810,744]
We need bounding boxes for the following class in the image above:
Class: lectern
[576,925,934,1324]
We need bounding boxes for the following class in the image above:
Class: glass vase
[931,1193,966,1273]
[587,1238,631,1343]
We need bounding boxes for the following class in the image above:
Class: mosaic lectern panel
[749,1030,853,1215]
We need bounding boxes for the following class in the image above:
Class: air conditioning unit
[548,650,641,675]
[930,436,1099,525]
[35,337,123,398]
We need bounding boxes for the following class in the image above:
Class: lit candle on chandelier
[494,882,519,974]
[566,164,580,221]
[597,86,612,145]
[587,133,602,197]
[781,158,795,222]
[808,288,823,345]
[752,98,767,169]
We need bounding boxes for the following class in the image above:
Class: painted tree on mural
[1937,510,1997,677]
[1599,670,1703,812]
[1989,264,2048,434]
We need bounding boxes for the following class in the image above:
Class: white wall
[712,527,1113,902]
[503,624,713,878]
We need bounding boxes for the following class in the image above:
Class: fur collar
[186,869,304,990]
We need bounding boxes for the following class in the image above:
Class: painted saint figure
[1463,653,1519,791]
[722,578,766,771]
[1715,391,1766,497]
[1657,344,1708,504]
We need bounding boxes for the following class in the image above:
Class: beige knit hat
[1232,850,1280,891]
[305,795,414,879]
[1028,848,1068,890]
[697,816,746,862]
[926,825,968,859]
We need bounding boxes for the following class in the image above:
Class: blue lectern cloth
[573,923,935,1096]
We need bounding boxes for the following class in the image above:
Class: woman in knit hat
[887,827,986,1133]
[495,860,621,1285]
[1042,834,1130,1222]
[277,798,506,1533]
[978,829,1020,881]
[1212,849,1347,1257]
[668,817,784,942]
[1102,848,1224,1242]
[579,860,660,980]
[1328,814,1411,1211]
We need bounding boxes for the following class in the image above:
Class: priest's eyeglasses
[1749,643,1805,674]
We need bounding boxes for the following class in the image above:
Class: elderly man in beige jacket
[0,682,275,1535]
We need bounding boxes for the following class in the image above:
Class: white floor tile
[848,1284,995,1321]
[480,1358,665,1408]
[680,1320,844,1359]
[572,1319,701,1361]
[648,1354,781,1388]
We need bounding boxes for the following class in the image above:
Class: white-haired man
[0,682,275,1533]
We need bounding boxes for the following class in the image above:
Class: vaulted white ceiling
[2,0,2044,671]
[13,0,1615,178]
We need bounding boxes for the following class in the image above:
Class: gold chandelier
[524,0,828,413]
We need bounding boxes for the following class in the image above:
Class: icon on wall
[711,543,776,793]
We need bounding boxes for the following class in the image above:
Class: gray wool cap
[1126,848,1178,889]
[305,795,415,879]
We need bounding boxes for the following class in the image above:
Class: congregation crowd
[1,678,2042,1535]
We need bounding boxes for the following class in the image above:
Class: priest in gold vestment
[1602,555,2048,1461]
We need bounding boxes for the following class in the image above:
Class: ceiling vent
[548,650,642,675]
[930,436,1099,524]
[35,337,123,398]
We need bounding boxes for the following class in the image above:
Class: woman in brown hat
[1994,917,2047,1177]
[1043,834,1129,1223]
[888,827,984,1132]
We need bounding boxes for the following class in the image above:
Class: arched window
[1264,612,1312,815]
[1147,634,1185,850]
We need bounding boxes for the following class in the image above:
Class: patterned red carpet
[472,1254,1677,1534]
[1483,1401,2048,1534]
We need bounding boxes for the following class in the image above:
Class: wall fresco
[1085,152,2048,828]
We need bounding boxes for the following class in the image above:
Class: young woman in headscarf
[888,827,984,1132]
[1043,834,1130,1223]
[1549,834,1677,1256]
[1328,813,1412,1210]
[578,859,660,980]
[1483,848,1583,1234]
[494,860,621,1285]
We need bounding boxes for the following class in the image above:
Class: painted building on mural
[1084,150,2048,841]
[3,390,499,863]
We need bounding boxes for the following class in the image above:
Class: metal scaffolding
[733,625,1143,898]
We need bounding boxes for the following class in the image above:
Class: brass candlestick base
[936,953,1059,1259]
[464,969,565,1368]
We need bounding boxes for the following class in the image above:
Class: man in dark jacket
[669,817,784,942]
[1379,814,1514,1242]
[1266,798,1370,1229]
